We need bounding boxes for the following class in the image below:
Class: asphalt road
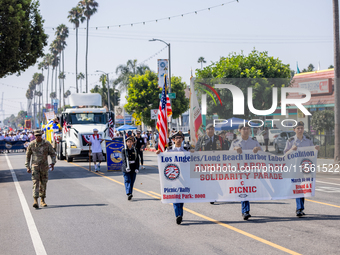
[1,151,340,255]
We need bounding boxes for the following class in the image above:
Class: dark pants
[123,171,137,195]
[173,203,184,217]
[137,149,144,165]
[296,197,305,211]
[241,201,250,214]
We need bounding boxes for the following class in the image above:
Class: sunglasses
[35,135,42,137]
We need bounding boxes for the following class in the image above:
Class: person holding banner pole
[230,123,262,220]
[156,131,186,225]
[88,128,104,172]
[283,121,320,217]
[121,136,140,200]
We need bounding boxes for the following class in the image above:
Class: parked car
[255,129,282,145]
[273,131,320,153]
[273,131,295,153]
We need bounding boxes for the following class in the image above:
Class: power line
[45,0,239,30]
[0,83,26,90]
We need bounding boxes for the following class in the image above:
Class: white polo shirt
[89,134,102,153]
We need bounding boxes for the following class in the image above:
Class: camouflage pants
[31,164,49,198]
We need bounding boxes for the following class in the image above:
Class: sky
[0,0,334,123]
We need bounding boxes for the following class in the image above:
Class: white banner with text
[157,148,317,203]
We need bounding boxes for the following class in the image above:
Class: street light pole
[96,70,111,111]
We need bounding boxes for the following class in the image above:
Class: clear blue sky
[0,0,333,121]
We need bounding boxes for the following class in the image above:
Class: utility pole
[333,0,340,163]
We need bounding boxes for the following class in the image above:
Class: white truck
[56,93,114,162]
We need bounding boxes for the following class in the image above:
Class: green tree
[125,71,160,127]
[307,63,314,72]
[197,56,206,69]
[0,0,47,78]
[115,59,151,91]
[90,74,120,110]
[311,110,334,134]
[169,76,189,119]
[125,71,189,126]
[68,6,85,93]
[79,0,98,92]
[329,65,334,69]
[196,50,291,119]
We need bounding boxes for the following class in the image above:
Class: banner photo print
[157,147,317,203]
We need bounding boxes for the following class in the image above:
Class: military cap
[33,130,42,136]
[93,128,98,132]
[172,131,184,139]
[294,121,304,128]
[126,136,134,142]
[206,123,214,129]
[238,122,251,130]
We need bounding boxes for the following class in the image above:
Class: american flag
[108,116,115,139]
[63,121,70,133]
[156,75,172,152]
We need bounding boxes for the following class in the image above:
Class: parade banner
[157,59,168,88]
[0,141,26,151]
[106,139,124,171]
[157,147,317,203]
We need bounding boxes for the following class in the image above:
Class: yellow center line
[65,161,300,255]
[305,199,340,208]
[148,191,162,197]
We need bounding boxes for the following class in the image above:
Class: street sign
[151,109,159,120]
[135,120,141,126]
[159,93,176,99]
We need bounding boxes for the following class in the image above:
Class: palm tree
[38,61,45,117]
[197,56,206,69]
[68,6,85,94]
[77,72,85,93]
[55,24,69,108]
[79,0,99,93]
[43,54,52,109]
[115,59,150,91]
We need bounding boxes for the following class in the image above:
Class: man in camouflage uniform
[25,130,56,209]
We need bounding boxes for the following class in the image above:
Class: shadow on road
[181,214,340,225]
[46,203,108,209]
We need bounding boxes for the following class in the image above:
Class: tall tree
[55,24,69,108]
[43,53,52,108]
[77,72,85,93]
[125,71,188,127]
[68,6,85,94]
[307,63,315,72]
[0,0,47,78]
[115,59,150,91]
[196,50,291,120]
[79,0,98,93]
[197,56,206,69]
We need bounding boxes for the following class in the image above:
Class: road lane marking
[67,161,160,199]
[305,199,340,208]
[5,154,47,255]
[148,191,162,197]
[316,180,340,186]
[67,161,300,255]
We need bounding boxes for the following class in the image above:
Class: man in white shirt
[88,128,104,172]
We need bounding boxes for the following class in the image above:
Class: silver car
[273,131,295,153]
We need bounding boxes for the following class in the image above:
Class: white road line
[316,180,340,186]
[5,154,47,255]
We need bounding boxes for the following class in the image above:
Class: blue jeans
[241,201,250,214]
[123,172,137,195]
[173,203,184,217]
[296,198,305,211]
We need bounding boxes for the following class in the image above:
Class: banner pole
[89,145,91,171]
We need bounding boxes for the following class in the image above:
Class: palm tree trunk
[38,86,41,127]
[59,52,62,109]
[76,26,79,93]
[51,67,54,107]
[85,18,89,93]
[46,66,50,110]
[41,70,44,120]
[62,50,65,109]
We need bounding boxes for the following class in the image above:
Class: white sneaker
[94,165,98,172]
[142,166,145,169]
